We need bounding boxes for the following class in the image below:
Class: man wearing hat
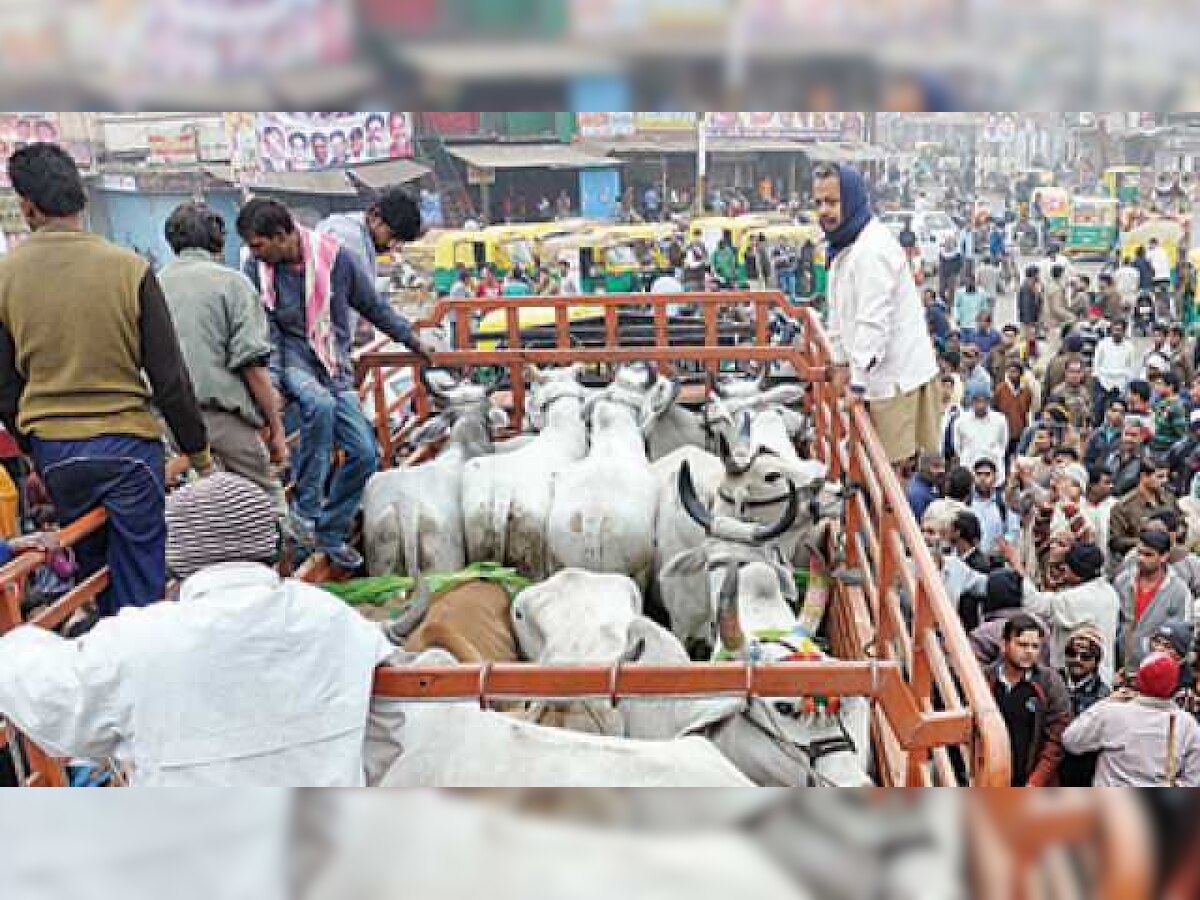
[1000,540,1119,687]
[953,383,1009,479]
[1150,622,1196,695]
[1063,652,1200,786]
[1058,624,1112,786]
[1116,529,1194,673]
[0,472,397,786]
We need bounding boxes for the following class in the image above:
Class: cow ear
[661,548,707,579]
[640,377,681,435]
[779,407,806,438]
[774,563,798,602]
[409,413,452,447]
[760,384,806,408]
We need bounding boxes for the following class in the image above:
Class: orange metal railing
[354,291,1008,787]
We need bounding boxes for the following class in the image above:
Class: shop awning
[245,169,359,196]
[350,158,431,190]
[446,144,620,171]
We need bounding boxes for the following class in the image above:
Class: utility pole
[696,113,707,215]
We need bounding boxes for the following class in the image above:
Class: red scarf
[258,228,341,378]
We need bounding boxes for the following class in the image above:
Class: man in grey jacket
[1063,651,1200,786]
[1115,530,1195,675]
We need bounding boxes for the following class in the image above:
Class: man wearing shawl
[815,163,941,465]
[238,198,431,572]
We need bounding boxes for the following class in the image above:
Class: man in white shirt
[953,382,1009,479]
[816,163,940,464]
[1011,542,1120,686]
[1147,237,1174,317]
[0,475,395,787]
[1092,318,1137,426]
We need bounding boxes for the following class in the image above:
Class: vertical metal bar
[506,305,525,435]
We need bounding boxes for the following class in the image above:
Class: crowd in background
[908,227,1200,786]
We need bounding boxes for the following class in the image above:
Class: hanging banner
[224,112,261,183]
[254,112,413,174]
[576,112,635,139]
[704,112,865,141]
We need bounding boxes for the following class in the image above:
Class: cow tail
[402,504,422,580]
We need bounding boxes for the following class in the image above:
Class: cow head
[523,365,589,432]
[510,569,644,665]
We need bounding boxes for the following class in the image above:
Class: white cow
[546,364,660,589]
[661,462,872,785]
[362,371,507,576]
[511,566,872,786]
[461,365,589,578]
[305,793,809,900]
[367,648,751,788]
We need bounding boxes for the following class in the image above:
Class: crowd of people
[907,227,1200,787]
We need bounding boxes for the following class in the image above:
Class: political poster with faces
[0,114,62,187]
[256,112,413,173]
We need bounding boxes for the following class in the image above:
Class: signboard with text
[255,112,413,174]
[704,112,864,141]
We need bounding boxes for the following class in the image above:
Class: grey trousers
[203,409,286,514]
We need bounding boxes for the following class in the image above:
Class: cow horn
[752,480,800,544]
[739,410,752,442]
[642,362,657,390]
[678,460,713,533]
[386,575,434,643]
[716,564,746,657]
[420,366,446,400]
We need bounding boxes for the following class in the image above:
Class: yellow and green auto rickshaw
[1031,187,1071,243]
[687,214,778,256]
[1103,166,1142,205]
[593,223,680,290]
[1119,217,1187,271]
[738,224,828,296]
[1066,196,1120,258]
[432,227,537,295]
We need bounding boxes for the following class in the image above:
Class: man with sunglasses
[1058,625,1111,787]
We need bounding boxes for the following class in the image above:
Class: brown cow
[389,580,519,665]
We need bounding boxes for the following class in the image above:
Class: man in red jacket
[985,613,1073,786]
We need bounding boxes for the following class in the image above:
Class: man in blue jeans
[238,197,430,570]
[0,144,212,616]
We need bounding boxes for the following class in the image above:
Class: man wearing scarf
[238,198,432,572]
[815,163,941,465]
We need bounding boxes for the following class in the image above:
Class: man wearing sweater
[0,144,211,615]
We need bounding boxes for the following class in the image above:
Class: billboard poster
[0,114,65,187]
[147,125,200,166]
[704,112,865,141]
[576,112,635,139]
[579,167,621,221]
[255,112,413,174]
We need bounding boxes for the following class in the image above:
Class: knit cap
[166,473,280,579]
[1136,652,1181,700]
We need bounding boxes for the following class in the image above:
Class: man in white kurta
[816,163,940,464]
[0,563,394,786]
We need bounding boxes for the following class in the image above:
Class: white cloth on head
[0,563,393,786]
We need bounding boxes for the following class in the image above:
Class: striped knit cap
[166,473,280,579]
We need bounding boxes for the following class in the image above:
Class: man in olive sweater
[0,144,211,616]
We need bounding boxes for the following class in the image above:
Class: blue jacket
[907,474,940,523]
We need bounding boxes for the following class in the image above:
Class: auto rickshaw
[594,223,680,290]
[1119,216,1187,271]
[1103,166,1142,205]
[737,223,827,295]
[432,227,538,295]
[1066,196,1120,258]
[1031,186,1071,243]
[687,214,779,255]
